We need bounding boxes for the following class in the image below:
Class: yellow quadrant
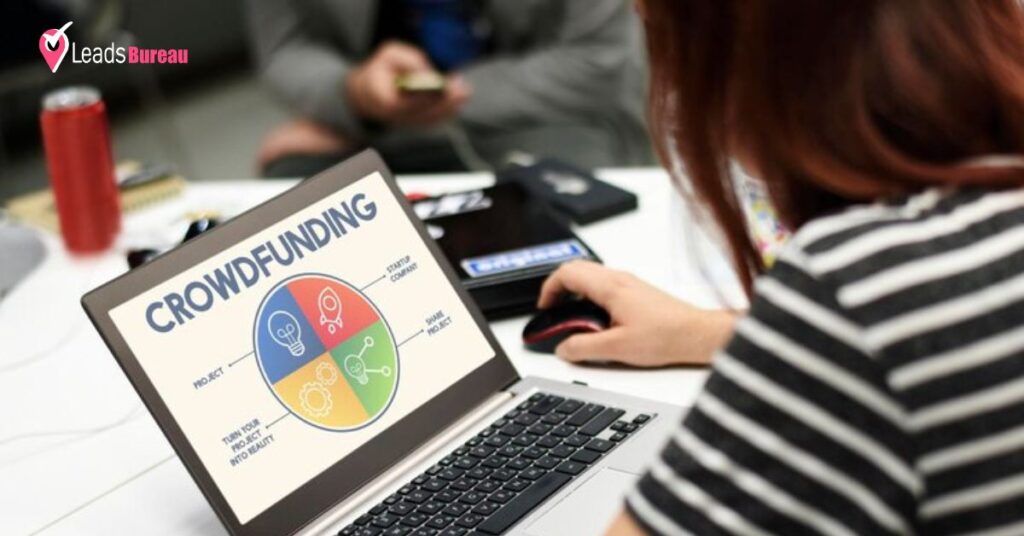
[273,353,369,428]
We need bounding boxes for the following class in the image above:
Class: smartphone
[396,72,447,95]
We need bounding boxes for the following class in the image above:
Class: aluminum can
[40,86,120,253]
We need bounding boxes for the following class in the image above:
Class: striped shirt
[628,187,1024,535]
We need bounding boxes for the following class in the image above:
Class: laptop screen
[107,171,497,523]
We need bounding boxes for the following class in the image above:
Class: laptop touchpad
[523,468,637,536]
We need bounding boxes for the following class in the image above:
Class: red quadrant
[288,276,380,350]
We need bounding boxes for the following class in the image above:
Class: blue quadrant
[256,286,326,383]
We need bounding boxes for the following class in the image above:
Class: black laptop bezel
[81,150,520,536]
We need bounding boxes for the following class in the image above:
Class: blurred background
[0,0,650,202]
[0,0,288,201]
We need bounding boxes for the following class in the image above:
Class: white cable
[0,323,83,374]
[0,261,102,374]
[27,453,176,536]
[0,405,143,447]
[444,122,493,172]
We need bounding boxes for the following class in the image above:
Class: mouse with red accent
[522,298,611,354]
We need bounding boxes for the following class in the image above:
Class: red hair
[640,0,1024,292]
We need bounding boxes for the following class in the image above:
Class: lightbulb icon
[268,310,305,357]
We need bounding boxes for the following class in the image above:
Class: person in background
[534,1,1024,534]
[245,0,651,177]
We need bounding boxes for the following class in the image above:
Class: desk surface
[0,168,740,536]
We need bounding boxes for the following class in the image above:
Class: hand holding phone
[347,42,469,126]
[396,72,447,95]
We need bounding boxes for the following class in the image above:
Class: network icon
[343,336,392,386]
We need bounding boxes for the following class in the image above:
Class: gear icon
[315,362,338,386]
[298,382,332,418]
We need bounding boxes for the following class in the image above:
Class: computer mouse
[522,299,611,354]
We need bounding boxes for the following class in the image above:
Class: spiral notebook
[5,162,185,232]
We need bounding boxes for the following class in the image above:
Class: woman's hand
[538,261,736,367]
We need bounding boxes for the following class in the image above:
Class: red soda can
[40,86,121,253]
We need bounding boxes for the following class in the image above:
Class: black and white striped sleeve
[625,248,920,536]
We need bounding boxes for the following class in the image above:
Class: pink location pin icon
[39,22,73,73]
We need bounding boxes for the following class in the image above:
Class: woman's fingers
[555,329,629,363]
[537,261,620,309]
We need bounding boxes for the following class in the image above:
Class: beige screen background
[109,173,495,523]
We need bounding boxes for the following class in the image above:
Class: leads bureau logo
[460,239,589,278]
[39,21,189,74]
[253,273,400,432]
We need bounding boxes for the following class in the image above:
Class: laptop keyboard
[337,392,653,536]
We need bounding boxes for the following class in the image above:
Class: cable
[117,29,197,180]
[0,322,83,374]
[0,259,102,374]
[444,123,493,172]
[666,147,745,312]
[0,404,142,447]
[27,453,175,536]
[685,214,740,311]
[0,410,146,471]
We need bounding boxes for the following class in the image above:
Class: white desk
[0,169,741,536]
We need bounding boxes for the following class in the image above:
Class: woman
[539,1,1024,534]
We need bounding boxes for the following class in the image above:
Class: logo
[39,22,72,73]
[253,274,399,432]
[460,239,590,278]
[542,171,590,196]
[38,21,189,74]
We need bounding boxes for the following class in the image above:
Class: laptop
[82,150,682,536]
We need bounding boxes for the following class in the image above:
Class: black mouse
[522,299,611,354]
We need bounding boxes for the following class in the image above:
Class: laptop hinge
[501,374,523,393]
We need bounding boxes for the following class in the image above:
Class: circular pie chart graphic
[253,274,399,431]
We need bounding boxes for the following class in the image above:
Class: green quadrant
[329,321,397,416]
